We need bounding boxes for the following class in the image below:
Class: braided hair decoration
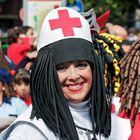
[82,9,125,105]
[117,40,140,127]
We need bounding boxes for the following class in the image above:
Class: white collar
[68,98,91,111]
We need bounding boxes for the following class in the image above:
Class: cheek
[85,69,93,88]
[57,72,66,84]
[26,86,30,92]
[85,67,92,80]
[88,71,93,83]
[14,86,20,91]
[14,85,22,92]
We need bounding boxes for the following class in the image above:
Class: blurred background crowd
[0,0,140,133]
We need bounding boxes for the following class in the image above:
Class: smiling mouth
[66,82,84,92]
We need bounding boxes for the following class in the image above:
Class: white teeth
[69,84,81,89]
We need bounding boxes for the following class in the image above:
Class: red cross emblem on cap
[49,9,82,37]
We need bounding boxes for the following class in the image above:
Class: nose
[67,67,80,80]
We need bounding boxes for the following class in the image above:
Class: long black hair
[30,38,111,139]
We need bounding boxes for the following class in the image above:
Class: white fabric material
[110,114,131,140]
[1,101,105,140]
[37,7,92,51]
[0,98,131,140]
[68,99,106,140]
[1,106,53,140]
[68,99,92,130]
[109,96,131,140]
[112,96,121,114]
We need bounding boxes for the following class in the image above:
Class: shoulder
[10,97,28,116]
[5,122,47,140]
[1,106,56,140]
[10,97,27,106]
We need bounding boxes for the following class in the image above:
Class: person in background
[12,68,31,106]
[0,49,10,73]
[15,50,37,71]
[14,26,38,71]
[127,27,138,42]
[19,25,37,48]
[105,22,128,40]
[0,46,15,76]
[116,40,140,140]
[121,39,134,53]
[7,26,32,66]
[0,45,27,132]
[0,69,28,132]
[105,22,131,53]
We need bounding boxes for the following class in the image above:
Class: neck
[68,98,90,110]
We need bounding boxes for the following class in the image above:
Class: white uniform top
[110,97,131,140]
[0,98,131,140]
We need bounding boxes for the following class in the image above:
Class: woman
[1,7,111,140]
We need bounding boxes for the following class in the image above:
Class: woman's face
[57,60,92,103]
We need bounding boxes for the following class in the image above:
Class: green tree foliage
[82,0,139,26]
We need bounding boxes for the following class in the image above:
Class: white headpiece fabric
[37,7,92,51]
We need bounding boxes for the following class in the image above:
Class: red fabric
[49,9,81,36]
[96,10,110,32]
[15,94,31,106]
[117,103,140,140]
[128,114,140,140]
[111,103,115,113]
[21,96,31,106]
[117,109,129,119]
[7,37,31,65]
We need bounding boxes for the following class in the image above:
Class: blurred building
[0,0,62,35]
[0,0,22,33]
